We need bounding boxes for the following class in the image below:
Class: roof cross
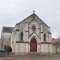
[33,10,35,14]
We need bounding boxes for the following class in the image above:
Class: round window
[31,25,36,31]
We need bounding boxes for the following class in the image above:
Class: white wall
[1,32,11,48]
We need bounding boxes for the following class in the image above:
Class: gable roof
[2,26,14,33]
[16,13,49,27]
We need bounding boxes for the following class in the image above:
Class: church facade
[1,13,53,55]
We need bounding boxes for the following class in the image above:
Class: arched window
[44,33,46,41]
[20,32,23,40]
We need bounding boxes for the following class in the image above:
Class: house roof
[2,26,14,33]
[16,13,49,27]
[52,38,60,44]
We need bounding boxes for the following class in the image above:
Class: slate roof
[16,13,49,27]
[2,26,14,33]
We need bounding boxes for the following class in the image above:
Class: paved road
[0,55,60,60]
[15,55,60,60]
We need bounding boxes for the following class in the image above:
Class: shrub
[4,45,12,52]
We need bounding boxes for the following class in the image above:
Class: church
[1,12,53,55]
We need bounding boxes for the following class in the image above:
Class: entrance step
[28,52,41,56]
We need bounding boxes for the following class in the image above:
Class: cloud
[0,0,60,38]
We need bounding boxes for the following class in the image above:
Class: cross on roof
[33,10,35,13]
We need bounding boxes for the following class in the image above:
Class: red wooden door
[30,38,37,52]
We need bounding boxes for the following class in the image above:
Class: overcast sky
[0,0,60,38]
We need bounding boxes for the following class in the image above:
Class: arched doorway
[30,38,37,52]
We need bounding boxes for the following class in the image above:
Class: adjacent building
[52,38,60,54]
[1,27,13,48]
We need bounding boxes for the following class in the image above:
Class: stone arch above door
[29,33,41,44]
